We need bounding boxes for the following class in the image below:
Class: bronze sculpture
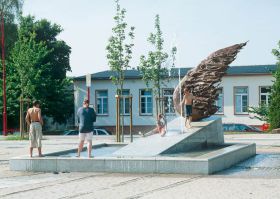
[173,42,247,121]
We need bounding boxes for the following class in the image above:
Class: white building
[73,65,276,133]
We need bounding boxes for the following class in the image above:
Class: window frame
[119,89,130,116]
[215,87,224,115]
[162,88,176,115]
[95,89,109,116]
[233,86,249,115]
[139,89,153,116]
[259,86,271,106]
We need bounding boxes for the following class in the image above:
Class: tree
[0,14,18,129]
[268,41,280,129]
[106,0,135,140]
[0,13,17,57]
[0,0,23,133]
[248,104,269,122]
[0,0,22,56]
[138,14,176,116]
[17,16,73,124]
[106,0,134,94]
[7,32,51,125]
[6,15,73,127]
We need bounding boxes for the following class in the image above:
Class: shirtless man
[25,100,44,157]
[181,88,197,128]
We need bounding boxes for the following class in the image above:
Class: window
[163,89,175,114]
[234,87,248,114]
[140,90,153,115]
[120,90,130,115]
[215,88,223,114]
[260,86,271,105]
[97,130,107,135]
[96,90,108,115]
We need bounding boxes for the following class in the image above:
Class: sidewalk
[0,134,280,199]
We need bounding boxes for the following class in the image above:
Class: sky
[23,0,280,77]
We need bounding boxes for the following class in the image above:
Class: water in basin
[59,145,124,157]
[161,145,225,158]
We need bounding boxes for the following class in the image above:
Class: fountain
[9,42,256,174]
[10,116,255,174]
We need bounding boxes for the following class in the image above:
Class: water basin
[59,145,124,157]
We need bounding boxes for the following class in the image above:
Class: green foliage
[0,0,23,129]
[0,15,73,127]
[268,41,280,129]
[0,0,23,15]
[248,104,269,122]
[4,134,28,140]
[0,13,18,58]
[16,16,73,124]
[138,14,176,114]
[106,0,135,93]
[5,31,50,126]
[0,0,23,56]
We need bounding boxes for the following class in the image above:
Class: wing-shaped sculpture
[173,42,247,121]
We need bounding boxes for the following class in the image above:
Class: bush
[249,104,269,122]
[268,43,280,129]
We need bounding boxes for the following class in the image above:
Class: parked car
[64,129,79,135]
[222,123,262,132]
[64,128,112,136]
[94,128,112,135]
[261,123,270,131]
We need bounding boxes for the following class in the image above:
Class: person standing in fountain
[77,99,96,158]
[25,100,44,157]
[181,88,197,128]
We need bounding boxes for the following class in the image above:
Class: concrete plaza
[1,134,280,199]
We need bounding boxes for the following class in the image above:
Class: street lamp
[86,73,91,103]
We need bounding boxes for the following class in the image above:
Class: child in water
[157,113,167,137]
[139,113,167,137]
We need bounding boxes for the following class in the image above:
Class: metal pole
[115,95,118,142]
[129,95,133,143]
[19,97,23,138]
[87,87,90,104]
[121,95,124,143]
[115,95,120,142]
[160,97,164,114]
[1,12,7,136]
[156,97,158,118]
[26,100,30,136]
[118,96,121,142]
[179,68,183,132]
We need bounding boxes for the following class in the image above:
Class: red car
[261,123,270,131]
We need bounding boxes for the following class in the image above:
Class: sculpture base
[9,117,256,174]
[10,143,255,174]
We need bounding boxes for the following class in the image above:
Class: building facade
[73,65,276,132]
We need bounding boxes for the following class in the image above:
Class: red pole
[87,87,90,104]
[1,12,7,136]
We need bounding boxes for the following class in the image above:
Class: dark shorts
[185,105,192,117]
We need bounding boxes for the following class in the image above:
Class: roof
[74,64,277,81]
[226,65,277,76]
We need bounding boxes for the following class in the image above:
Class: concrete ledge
[207,143,256,174]
[9,143,256,174]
